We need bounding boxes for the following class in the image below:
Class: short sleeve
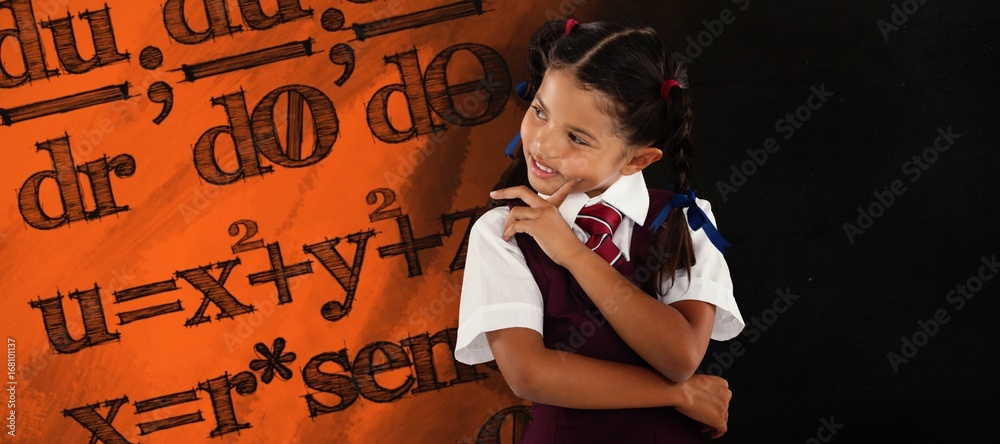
[454,206,545,365]
[657,198,745,341]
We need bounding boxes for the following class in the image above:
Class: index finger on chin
[546,178,583,208]
[491,186,546,207]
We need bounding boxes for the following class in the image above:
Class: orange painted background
[0,0,558,441]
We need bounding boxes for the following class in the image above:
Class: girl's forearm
[522,346,690,410]
[561,247,712,382]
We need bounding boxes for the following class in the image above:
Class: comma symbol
[147,81,174,125]
[328,43,355,87]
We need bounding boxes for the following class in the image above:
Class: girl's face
[520,68,661,198]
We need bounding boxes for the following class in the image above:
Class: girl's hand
[675,374,731,439]
[491,179,586,267]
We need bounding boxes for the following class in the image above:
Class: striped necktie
[575,201,625,266]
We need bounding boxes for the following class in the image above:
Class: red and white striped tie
[575,201,625,266]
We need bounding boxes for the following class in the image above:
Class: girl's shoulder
[692,197,717,227]
[693,196,713,212]
[472,205,512,237]
[469,205,525,252]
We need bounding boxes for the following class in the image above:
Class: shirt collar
[537,170,650,227]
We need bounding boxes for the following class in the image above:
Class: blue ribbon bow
[650,189,731,254]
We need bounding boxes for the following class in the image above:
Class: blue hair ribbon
[515,80,530,100]
[651,189,731,254]
[504,81,531,158]
[504,132,521,158]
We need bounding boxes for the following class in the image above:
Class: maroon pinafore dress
[507,188,704,443]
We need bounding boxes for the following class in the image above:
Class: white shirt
[454,171,745,365]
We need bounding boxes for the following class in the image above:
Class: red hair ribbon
[564,18,579,35]
[660,79,681,103]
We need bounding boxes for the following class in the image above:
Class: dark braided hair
[490,18,697,294]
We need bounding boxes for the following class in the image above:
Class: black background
[556,0,999,442]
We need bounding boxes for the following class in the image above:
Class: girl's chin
[527,177,570,196]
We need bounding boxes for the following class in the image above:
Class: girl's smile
[528,154,562,180]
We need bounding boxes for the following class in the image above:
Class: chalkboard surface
[585,0,998,441]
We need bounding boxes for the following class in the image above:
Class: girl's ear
[621,147,663,174]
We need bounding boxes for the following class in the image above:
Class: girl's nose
[532,126,560,159]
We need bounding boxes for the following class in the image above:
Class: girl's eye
[532,105,546,120]
[569,133,587,145]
